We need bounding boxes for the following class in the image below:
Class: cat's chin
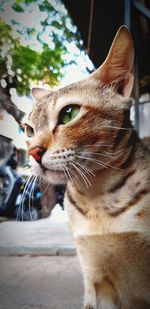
[31,162,67,185]
[43,168,67,185]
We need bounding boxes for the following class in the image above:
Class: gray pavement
[0,205,76,256]
[0,206,84,309]
[0,255,83,309]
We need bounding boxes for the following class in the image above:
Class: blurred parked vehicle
[0,148,42,220]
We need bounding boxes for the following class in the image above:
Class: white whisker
[31,175,38,209]
[41,181,52,195]
[65,165,76,186]
[74,160,95,177]
[66,167,73,184]
[21,176,31,221]
[4,174,22,204]
[77,155,108,169]
[28,175,36,221]
[105,125,133,131]
[84,143,113,148]
[102,149,124,155]
[77,155,121,171]
[79,151,114,159]
[16,175,33,221]
[71,162,91,188]
[62,166,69,182]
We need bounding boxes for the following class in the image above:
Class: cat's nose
[28,146,46,163]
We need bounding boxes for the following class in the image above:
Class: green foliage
[39,0,54,12]
[0,0,83,96]
[12,3,24,12]
[0,19,64,95]
[140,75,150,93]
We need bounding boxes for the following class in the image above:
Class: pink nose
[28,146,46,162]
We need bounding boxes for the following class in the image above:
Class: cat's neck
[68,132,143,198]
[68,168,133,198]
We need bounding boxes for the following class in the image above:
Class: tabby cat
[23,26,150,308]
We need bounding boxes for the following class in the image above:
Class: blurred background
[0,0,150,221]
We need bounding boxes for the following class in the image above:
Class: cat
[22,26,150,309]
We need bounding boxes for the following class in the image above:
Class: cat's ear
[91,26,134,98]
[31,87,52,101]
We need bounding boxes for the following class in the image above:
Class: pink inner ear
[31,88,52,101]
[90,26,134,98]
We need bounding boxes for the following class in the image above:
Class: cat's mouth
[44,167,64,176]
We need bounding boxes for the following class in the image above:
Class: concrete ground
[0,205,76,256]
[0,206,83,308]
[0,256,83,309]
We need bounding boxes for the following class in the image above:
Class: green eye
[25,124,34,137]
[58,105,80,125]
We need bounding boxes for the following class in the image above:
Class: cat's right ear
[31,88,52,101]
[90,26,134,98]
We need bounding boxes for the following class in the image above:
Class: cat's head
[22,26,134,186]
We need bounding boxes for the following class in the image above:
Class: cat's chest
[65,187,145,239]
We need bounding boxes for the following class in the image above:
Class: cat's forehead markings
[54,80,105,109]
[47,100,58,132]
[50,99,55,107]
[55,94,83,112]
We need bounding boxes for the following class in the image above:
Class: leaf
[69,60,76,65]
[39,0,53,12]
[41,20,49,27]
[51,21,62,29]
[26,27,36,36]
[12,3,24,12]
[25,0,37,3]
[11,19,20,26]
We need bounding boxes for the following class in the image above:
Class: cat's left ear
[31,87,52,101]
[91,26,134,98]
